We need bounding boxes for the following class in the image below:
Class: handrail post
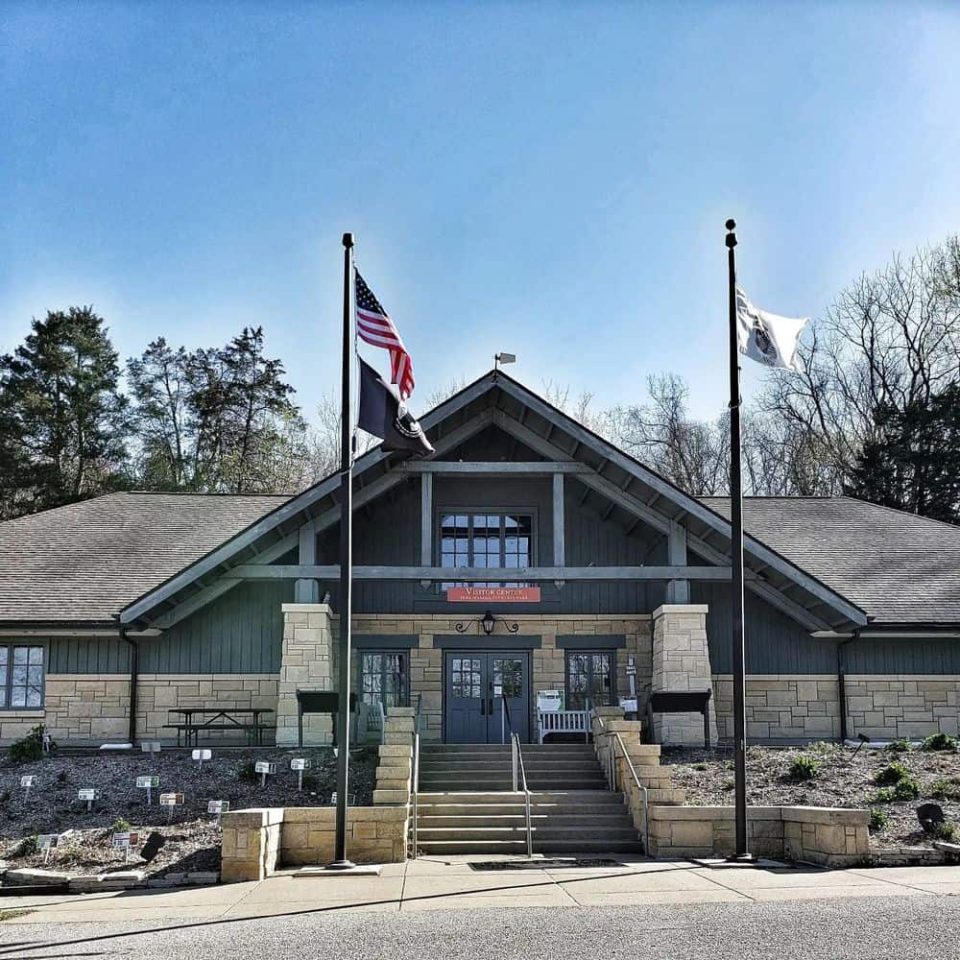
[411,730,420,859]
[512,734,518,792]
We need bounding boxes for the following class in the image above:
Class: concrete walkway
[3,857,960,924]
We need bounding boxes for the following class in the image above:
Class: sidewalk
[4,857,960,924]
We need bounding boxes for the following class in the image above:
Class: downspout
[120,625,139,746]
[837,632,858,743]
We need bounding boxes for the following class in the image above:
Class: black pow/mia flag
[357,357,434,457]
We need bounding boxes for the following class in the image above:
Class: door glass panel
[492,658,523,698]
[451,657,482,698]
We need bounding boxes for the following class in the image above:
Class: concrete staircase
[414,743,644,855]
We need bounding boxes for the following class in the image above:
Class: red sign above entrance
[446,586,541,603]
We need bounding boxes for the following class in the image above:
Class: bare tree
[758,235,960,495]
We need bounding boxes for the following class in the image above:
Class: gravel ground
[2,897,960,960]
[662,741,960,848]
[0,747,377,877]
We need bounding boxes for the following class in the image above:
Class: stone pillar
[276,603,336,746]
[651,604,718,746]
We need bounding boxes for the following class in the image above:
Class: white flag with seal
[736,287,808,371]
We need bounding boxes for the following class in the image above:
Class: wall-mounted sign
[446,586,541,603]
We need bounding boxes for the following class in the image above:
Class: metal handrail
[410,694,424,859]
[501,692,534,858]
[594,713,650,856]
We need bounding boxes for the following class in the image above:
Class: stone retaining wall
[647,805,870,865]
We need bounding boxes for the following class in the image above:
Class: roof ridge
[839,495,960,533]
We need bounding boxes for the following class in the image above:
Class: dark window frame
[357,650,409,710]
[0,643,45,710]
[436,507,537,590]
[564,649,616,709]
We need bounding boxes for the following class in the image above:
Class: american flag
[355,271,415,400]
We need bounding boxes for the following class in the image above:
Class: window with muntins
[439,512,533,589]
[0,645,45,709]
[359,652,408,709]
[565,651,614,709]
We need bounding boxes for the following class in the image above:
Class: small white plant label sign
[255,761,275,787]
[159,792,183,805]
[141,742,161,754]
[192,749,212,769]
[78,788,98,810]
[38,833,58,864]
[208,800,229,823]
[291,758,310,790]
[112,832,140,861]
[137,775,159,804]
[20,775,36,798]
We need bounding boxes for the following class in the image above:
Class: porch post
[295,522,320,604]
[665,522,689,604]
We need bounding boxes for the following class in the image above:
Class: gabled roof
[114,369,868,632]
[0,492,289,624]
[703,497,960,627]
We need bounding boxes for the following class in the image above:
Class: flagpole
[725,218,749,859]
[329,231,356,870]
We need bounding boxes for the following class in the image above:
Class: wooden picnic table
[163,707,275,747]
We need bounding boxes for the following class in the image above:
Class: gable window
[565,651,614,709]
[359,651,408,710]
[439,512,533,589]
[0,645,44,709]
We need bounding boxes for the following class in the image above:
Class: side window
[360,652,407,709]
[565,651,614,709]
[1,645,45,708]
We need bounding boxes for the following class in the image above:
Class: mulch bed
[662,742,960,850]
[0,746,377,878]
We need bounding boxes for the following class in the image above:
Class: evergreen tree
[0,307,127,517]
[845,385,960,523]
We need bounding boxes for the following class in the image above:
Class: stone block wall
[277,603,335,745]
[844,676,960,739]
[372,708,414,805]
[280,807,408,866]
[648,805,870,865]
[712,675,840,741]
[651,605,718,745]
[137,674,278,742]
[42,675,130,743]
[221,806,408,881]
[353,614,652,743]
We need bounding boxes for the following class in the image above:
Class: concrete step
[419,780,609,792]
[413,839,646,855]
[417,790,624,804]
[417,814,635,829]
[415,826,640,842]
[419,757,599,768]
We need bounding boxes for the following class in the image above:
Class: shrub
[868,807,889,832]
[885,738,913,754]
[788,755,821,781]
[874,762,910,786]
[693,762,708,772]
[892,776,921,801]
[870,787,896,804]
[8,726,46,763]
[933,820,958,841]
[237,761,258,784]
[112,818,132,834]
[921,733,958,753]
[930,778,960,801]
[12,835,38,858]
[722,779,735,791]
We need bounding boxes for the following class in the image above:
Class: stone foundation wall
[648,804,870,865]
[44,675,131,743]
[0,709,47,742]
[844,676,960,739]
[137,674,279,742]
[712,674,841,741]
[353,614,652,742]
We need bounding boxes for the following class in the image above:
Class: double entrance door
[444,651,530,743]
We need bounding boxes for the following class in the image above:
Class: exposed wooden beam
[420,473,433,567]
[553,473,565,568]
[402,461,591,475]
[226,564,755,582]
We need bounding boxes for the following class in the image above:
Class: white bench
[538,709,591,744]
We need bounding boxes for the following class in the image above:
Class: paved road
[2,896,960,960]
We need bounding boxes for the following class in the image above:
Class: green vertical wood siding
[48,637,131,674]
[842,638,960,674]
[139,580,291,674]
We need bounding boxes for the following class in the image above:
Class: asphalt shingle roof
[0,492,290,623]
[702,496,960,626]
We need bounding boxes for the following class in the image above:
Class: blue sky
[2,2,959,421]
